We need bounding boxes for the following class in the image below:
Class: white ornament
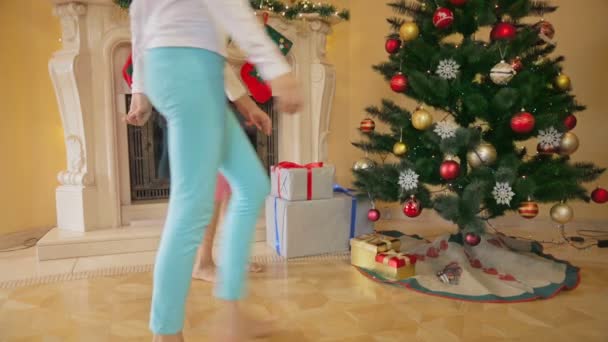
[398,169,419,191]
[434,121,458,140]
[538,126,563,149]
[490,60,516,85]
[492,182,515,206]
[436,59,460,80]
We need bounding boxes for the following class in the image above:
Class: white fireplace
[38,0,340,260]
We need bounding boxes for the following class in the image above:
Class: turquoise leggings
[145,47,270,334]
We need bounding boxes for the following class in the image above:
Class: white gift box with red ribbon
[270,162,335,201]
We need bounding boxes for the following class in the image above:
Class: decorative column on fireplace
[47,0,339,240]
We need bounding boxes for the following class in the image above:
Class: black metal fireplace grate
[126,95,278,202]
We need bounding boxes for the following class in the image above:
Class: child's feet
[193,263,264,283]
[209,305,275,341]
[192,265,216,282]
[248,262,264,273]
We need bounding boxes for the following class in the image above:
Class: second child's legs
[192,198,225,282]
[192,196,264,282]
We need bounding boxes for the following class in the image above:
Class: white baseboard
[37,217,267,261]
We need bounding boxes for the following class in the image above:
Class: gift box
[332,185,374,240]
[270,162,335,201]
[374,250,416,281]
[266,194,373,258]
[350,233,401,270]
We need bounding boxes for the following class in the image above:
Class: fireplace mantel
[40,0,340,260]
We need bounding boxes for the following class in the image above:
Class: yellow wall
[0,0,606,236]
[0,0,65,235]
[326,0,608,222]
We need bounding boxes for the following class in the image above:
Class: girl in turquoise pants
[128,1,300,340]
[144,47,267,337]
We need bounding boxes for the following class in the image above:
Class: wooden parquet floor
[1,250,607,341]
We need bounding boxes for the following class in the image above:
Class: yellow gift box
[374,250,416,281]
[350,233,401,270]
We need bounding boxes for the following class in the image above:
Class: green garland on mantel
[113,0,349,21]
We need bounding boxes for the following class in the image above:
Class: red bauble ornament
[510,111,535,134]
[390,73,408,92]
[510,56,523,72]
[537,143,558,154]
[449,0,467,6]
[360,118,375,133]
[564,115,577,131]
[433,7,454,29]
[367,208,381,222]
[464,232,481,246]
[491,22,517,41]
[440,159,460,181]
[591,187,608,204]
[385,38,401,54]
[535,20,555,44]
[403,195,422,218]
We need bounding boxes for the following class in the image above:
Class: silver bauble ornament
[467,143,498,168]
[490,60,516,85]
[353,157,376,171]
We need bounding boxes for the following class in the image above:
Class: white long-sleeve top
[129,0,290,94]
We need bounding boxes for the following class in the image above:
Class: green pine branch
[387,0,425,16]
[387,17,406,32]
[529,1,558,15]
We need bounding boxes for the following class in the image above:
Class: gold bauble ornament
[466,143,498,168]
[550,202,574,224]
[472,73,485,84]
[411,107,433,130]
[393,141,408,156]
[353,157,376,171]
[559,132,579,156]
[555,74,571,90]
[399,22,420,42]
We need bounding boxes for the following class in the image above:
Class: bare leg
[192,198,264,282]
[192,199,226,282]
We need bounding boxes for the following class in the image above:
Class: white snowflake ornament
[436,59,460,80]
[538,126,563,149]
[434,121,458,140]
[492,182,515,206]
[398,169,419,191]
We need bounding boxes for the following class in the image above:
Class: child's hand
[125,93,153,126]
[245,108,272,136]
[234,96,272,136]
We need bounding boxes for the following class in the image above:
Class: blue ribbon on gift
[332,184,357,240]
[273,196,282,256]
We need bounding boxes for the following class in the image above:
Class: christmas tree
[353,0,605,245]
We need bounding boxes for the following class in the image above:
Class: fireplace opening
[125,95,279,202]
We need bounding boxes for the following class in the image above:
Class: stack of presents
[265,162,417,281]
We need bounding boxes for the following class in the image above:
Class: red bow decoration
[272,161,324,200]
[122,53,133,88]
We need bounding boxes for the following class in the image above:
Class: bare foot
[248,262,264,273]
[192,265,216,283]
[209,305,275,341]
